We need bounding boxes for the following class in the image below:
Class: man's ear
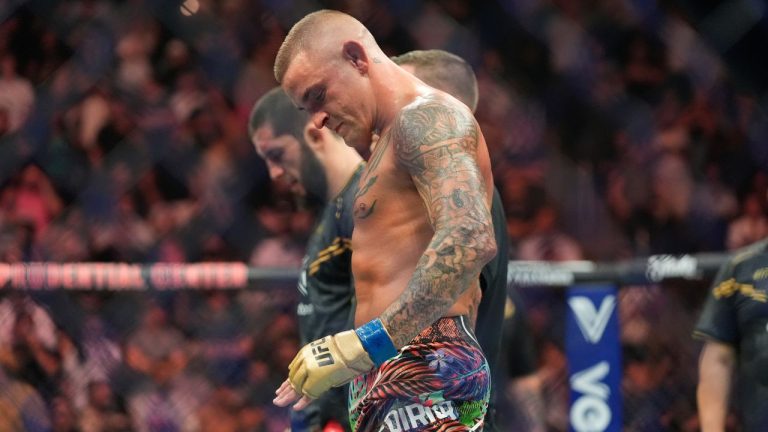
[303,123,325,152]
[343,41,369,75]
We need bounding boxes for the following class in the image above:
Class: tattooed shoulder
[392,97,478,168]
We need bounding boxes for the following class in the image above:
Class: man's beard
[298,141,328,209]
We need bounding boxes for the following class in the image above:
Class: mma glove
[288,319,397,399]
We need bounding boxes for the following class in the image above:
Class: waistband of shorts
[408,315,479,345]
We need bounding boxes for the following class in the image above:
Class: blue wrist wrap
[355,319,398,367]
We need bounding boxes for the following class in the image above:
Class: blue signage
[566,284,622,432]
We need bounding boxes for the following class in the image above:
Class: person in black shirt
[695,239,768,432]
[391,50,542,431]
[249,87,364,431]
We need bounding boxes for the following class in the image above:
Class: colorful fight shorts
[349,316,490,432]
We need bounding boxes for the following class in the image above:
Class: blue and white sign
[566,285,622,432]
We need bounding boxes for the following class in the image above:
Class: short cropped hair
[392,49,479,112]
[248,87,309,141]
[274,9,352,83]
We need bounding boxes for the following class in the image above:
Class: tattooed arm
[380,99,497,347]
[273,99,496,407]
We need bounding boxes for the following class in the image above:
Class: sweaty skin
[274,14,496,408]
[351,92,494,334]
[276,93,495,410]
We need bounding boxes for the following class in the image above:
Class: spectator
[498,170,547,244]
[0,54,34,134]
[622,344,675,431]
[51,395,79,432]
[114,19,156,93]
[79,380,132,432]
[0,292,60,402]
[726,192,768,250]
[517,202,583,261]
[0,366,51,432]
[190,291,252,386]
[90,195,155,261]
[125,302,187,385]
[197,385,243,432]
[249,203,305,268]
[240,356,282,430]
[59,293,123,410]
[5,165,63,240]
[125,301,205,432]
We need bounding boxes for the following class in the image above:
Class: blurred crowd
[0,0,765,430]
[0,288,298,431]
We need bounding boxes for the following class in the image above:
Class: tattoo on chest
[357,135,390,189]
[353,135,391,220]
[353,175,378,220]
[354,199,377,219]
[354,176,377,201]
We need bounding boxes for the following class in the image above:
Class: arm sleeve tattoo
[379,99,497,347]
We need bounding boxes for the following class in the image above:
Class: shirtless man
[392,50,543,432]
[255,50,514,431]
[272,10,497,431]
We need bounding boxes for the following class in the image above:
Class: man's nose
[311,112,329,129]
[267,162,284,179]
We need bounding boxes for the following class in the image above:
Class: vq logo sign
[566,286,622,432]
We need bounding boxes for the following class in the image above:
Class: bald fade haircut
[274,9,368,84]
[392,49,479,112]
[248,87,310,142]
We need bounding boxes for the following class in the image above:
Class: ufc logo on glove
[310,338,335,366]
